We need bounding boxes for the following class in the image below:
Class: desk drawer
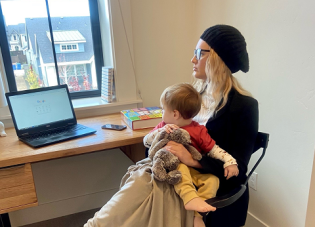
[0,163,38,214]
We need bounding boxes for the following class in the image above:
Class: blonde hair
[160,83,201,119]
[193,48,251,112]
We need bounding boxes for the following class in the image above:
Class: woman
[84,25,258,227]
[166,25,259,227]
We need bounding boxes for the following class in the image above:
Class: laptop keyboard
[24,124,87,142]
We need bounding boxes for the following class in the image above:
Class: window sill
[72,97,143,118]
[0,97,143,127]
[72,97,142,110]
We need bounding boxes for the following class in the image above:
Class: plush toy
[148,128,202,185]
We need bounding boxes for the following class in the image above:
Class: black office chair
[200,132,269,220]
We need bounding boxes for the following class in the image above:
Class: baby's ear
[174,110,181,119]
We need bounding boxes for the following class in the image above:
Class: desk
[0,113,151,227]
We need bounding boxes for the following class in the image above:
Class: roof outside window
[47,30,86,43]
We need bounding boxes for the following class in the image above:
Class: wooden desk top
[0,113,152,168]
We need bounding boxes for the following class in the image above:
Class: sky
[1,0,90,25]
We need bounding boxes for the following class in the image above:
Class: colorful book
[120,106,163,130]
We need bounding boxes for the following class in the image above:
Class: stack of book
[101,67,115,103]
[121,106,163,130]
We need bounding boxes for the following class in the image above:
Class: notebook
[6,84,96,148]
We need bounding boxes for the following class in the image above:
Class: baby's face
[161,105,176,124]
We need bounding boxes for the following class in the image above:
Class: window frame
[1,0,141,126]
[0,0,104,99]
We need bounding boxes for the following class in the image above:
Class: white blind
[0,47,7,108]
[0,71,7,108]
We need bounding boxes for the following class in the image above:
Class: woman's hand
[165,141,202,168]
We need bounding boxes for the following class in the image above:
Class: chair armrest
[199,184,247,217]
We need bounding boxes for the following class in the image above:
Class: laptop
[6,84,96,148]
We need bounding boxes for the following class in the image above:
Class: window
[0,0,105,99]
[60,43,78,52]
[0,0,139,107]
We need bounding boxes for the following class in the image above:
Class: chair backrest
[201,131,269,217]
[253,132,269,153]
[244,132,269,185]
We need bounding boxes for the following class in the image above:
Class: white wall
[130,0,195,107]
[131,0,315,226]
[193,1,315,226]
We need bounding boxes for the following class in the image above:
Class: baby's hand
[163,124,179,133]
[224,164,239,180]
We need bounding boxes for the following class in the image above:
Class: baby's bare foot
[194,216,205,227]
[185,197,216,213]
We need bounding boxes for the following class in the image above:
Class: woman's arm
[165,141,202,168]
[200,99,259,180]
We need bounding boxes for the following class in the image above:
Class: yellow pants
[174,163,219,216]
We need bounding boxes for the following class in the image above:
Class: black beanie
[200,25,249,73]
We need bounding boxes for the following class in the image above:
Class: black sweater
[198,88,259,227]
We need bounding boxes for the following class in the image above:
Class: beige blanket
[84,158,194,227]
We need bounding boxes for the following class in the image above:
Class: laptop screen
[8,87,74,131]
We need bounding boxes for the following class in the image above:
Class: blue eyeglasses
[194,48,210,60]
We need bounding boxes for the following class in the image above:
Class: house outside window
[0,0,105,99]
[57,64,90,92]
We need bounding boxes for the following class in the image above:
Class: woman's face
[191,39,210,80]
